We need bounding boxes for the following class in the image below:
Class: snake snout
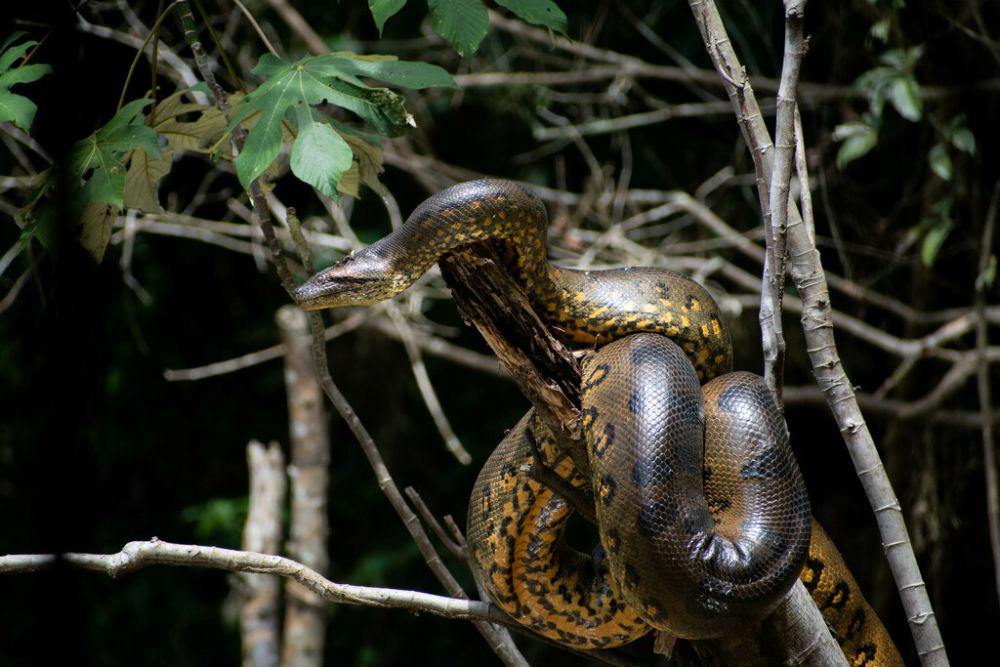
[295,252,403,310]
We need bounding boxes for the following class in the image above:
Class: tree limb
[64,540,506,622]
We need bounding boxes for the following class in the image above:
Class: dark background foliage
[1,1,998,665]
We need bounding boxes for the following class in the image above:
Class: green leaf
[834,122,878,169]
[427,0,489,58]
[496,0,567,35]
[0,32,28,58]
[921,218,952,267]
[0,62,51,88]
[327,79,413,136]
[951,127,976,155]
[290,119,354,199]
[230,55,420,187]
[869,18,890,43]
[0,36,51,131]
[880,46,922,72]
[318,54,457,89]
[0,35,35,73]
[369,0,408,34]
[915,197,954,267]
[927,143,951,181]
[70,98,160,207]
[0,92,38,131]
[887,75,922,121]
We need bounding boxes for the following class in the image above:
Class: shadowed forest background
[1,1,998,665]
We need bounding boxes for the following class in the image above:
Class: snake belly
[295,179,904,663]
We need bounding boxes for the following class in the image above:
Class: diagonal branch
[686,1,947,663]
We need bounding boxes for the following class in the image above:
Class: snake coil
[296,179,904,665]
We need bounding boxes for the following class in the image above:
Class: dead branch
[64,540,505,621]
[0,554,57,573]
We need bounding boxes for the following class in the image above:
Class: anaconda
[295,179,904,665]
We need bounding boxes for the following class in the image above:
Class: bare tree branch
[63,540,506,622]
[686,0,947,662]
[0,554,56,573]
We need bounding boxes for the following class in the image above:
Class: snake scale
[295,179,904,665]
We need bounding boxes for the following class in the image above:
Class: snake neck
[296,178,733,379]
[371,178,560,301]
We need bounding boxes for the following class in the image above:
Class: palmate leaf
[228,52,453,190]
[333,121,386,198]
[65,98,161,261]
[124,147,173,212]
[79,201,118,264]
[70,98,161,208]
[0,35,52,132]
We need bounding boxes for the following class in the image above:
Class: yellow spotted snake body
[296,179,904,665]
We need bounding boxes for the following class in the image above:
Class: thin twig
[404,487,466,559]
[162,312,500,381]
[758,0,807,403]
[263,0,328,55]
[232,0,279,56]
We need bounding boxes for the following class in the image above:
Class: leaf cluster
[227,52,456,197]
[832,5,979,268]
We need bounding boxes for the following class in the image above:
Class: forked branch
[686,0,947,663]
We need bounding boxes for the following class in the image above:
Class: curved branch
[64,540,506,622]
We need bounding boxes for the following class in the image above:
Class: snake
[295,179,904,665]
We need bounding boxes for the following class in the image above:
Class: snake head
[294,250,408,310]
